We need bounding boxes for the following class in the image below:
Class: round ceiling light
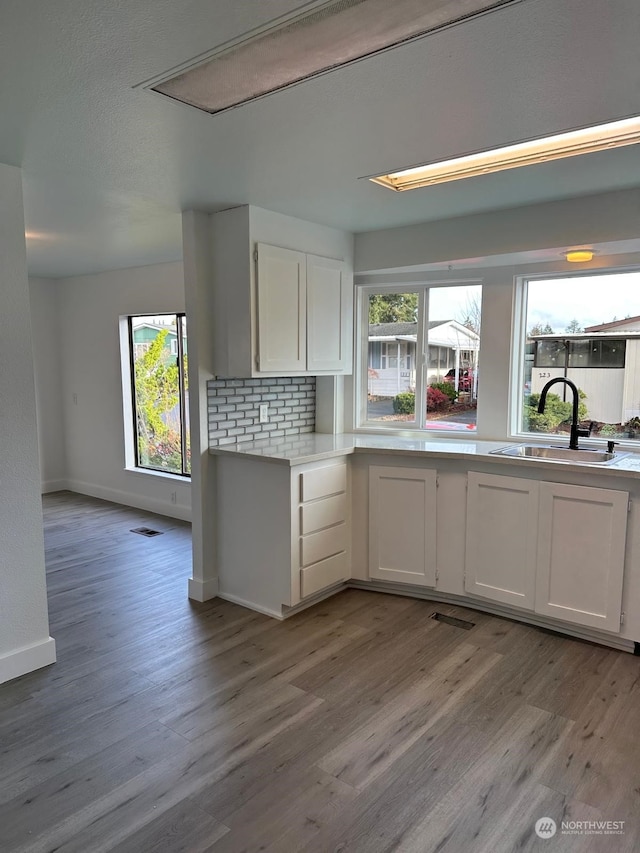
[565,249,594,263]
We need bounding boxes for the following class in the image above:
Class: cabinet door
[306,254,349,372]
[535,482,628,632]
[256,243,306,372]
[369,466,437,586]
[465,472,538,609]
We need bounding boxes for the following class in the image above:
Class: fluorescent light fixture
[147,0,521,115]
[565,249,594,263]
[369,116,640,191]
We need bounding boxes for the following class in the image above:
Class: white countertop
[210,432,640,478]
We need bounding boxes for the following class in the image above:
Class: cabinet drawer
[301,523,346,567]
[300,552,349,599]
[300,465,346,502]
[301,493,346,534]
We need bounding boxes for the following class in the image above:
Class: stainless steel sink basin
[490,444,627,465]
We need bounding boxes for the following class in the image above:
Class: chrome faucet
[537,377,591,450]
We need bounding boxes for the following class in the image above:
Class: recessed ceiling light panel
[369,116,640,191]
[147,0,522,114]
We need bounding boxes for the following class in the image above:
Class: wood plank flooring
[1,491,639,851]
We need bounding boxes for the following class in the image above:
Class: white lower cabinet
[535,481,628,632]
[216,455,349,616]
[464,472,628,633]
[293,461,350,606]
[368,465,437,586]
[465,472,538,609]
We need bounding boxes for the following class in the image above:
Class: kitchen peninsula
[211,433,640,653]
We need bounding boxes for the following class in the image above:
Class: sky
[423,271,640,333]
[526,272,640,332]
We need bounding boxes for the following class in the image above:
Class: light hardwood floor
[1,491,639,852]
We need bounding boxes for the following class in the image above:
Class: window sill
[124,466,191,483]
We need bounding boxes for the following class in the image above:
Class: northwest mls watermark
[535,817,625,839]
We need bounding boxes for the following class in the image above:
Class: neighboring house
[132,321,182,361]
[368,320,480,397]
[528,317,640,423]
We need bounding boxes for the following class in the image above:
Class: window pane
[566,339,590,368]
[521,272,640,441]
[131,314,187,474]
[535,340,566,367]
[423,285,481,433]
[366,292,418,425]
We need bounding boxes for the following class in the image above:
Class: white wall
[55,261,191,520]
[0,163,56,683]
[355,188,640,273]
[182,211,217,602]
[29,277,66,491]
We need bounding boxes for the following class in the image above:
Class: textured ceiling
[2,0,640,278]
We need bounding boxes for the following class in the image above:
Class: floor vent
[130,527,164,537]
[430,612,475,630]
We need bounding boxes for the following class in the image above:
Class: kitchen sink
[490,444,627,465]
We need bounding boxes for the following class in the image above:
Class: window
[533,338,626,369]
[517,271,640,442]
[361,284,482,432]
[128,314,190,475]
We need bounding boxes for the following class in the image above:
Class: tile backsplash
[207,377,316,446]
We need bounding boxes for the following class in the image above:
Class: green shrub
[524,411,562,432]
[524,390,588,432]
[598,423,619,436]
[393,392,415,414]
[430,381,457,403]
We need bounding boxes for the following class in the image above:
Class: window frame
[355,279,482,434]
[511,267,640,443]
[127,312,190,478]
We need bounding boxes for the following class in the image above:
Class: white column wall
[0,163,56,684]
[29,277,66,491]
[182,211,217,601]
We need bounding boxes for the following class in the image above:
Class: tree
[457,292,482,335]
[369,293,418,324]
[565,318,583,333]
[528,322,554,336]
[134,329,183,470]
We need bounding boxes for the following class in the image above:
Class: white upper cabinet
[535,482,628,633]
[256,244,307,372]
[306,253,349,372]
[211,206,353,378]
[256,244,351,375]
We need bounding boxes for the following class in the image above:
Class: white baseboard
[0,636,57,685]
[188,577,219,602]
[216,590,283,618]
[41,479,68,494]
[66,479,191,522]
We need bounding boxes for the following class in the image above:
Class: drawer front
[301,493,346,534]
[300,552,349,599]
[301,523,346,567]
[300,464,346,502]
